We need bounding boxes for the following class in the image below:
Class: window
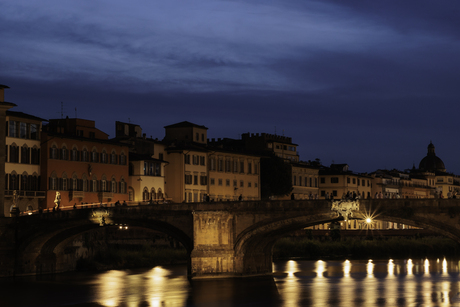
[200,175,208,185]
[240,180,244,187]
[331,177,339,183]
[31,147,39,164]
[49,176,57,190]
[218,159,223,172]
[21,146,30,164]
[226,179,230,186]
[293,176,296,185]
[81,149,88,162]
[120,179,126,193]
[49,146,58,160]
[320,178,325,184]
[111,152,117,164]
[61,147,68,160]
[111,179,117,193]
[9,145,19,163]
[210,178,215,185]
[20,122,27,139]
[184,154,191,164]
[185,174,192,184]
[71,148,79,161]
[210,157,216,170]
[248,162,252,174]
[9,121,17,137]
[30,124,38,140]
[352,178,356,184]
[240,161,245,173]
[120,153,126,165]
[194,175,198,185]
[200,156,205,166]
[254,163,258,174]
[193,155,198,165]
[233,180,237,187]
[225,160,231,172]
[218,179,223,186]
[101,151,107,163]
[155,163,161,176]
[91,150,98,163]
[196,132,199,141]
[233,160,238,173]
[248,182,252,188]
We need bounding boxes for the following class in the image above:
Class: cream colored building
[319,164,372,199]
[208,151,260,201]
[114,121,168,204]
[290,162,319,200]
[5,110,45,215]
[163,122,209,203]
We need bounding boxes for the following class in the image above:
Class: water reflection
[273,258,460,307]
[94,266,190,307]
[2,259,460,306]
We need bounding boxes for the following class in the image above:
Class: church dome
[418,142,446,172]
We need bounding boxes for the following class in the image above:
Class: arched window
[111,150,117,164]
[111,178,117,193]
[49,145,58,159]
[61,146,68,160]
[61,173,68,191]
[101,175,107,192]
[10,143,19,163]
[21,145,30,164]
[49,172,57,190]
[143,188,149,201]
[91,176,98,192]
[101,150,107,164]
[119,152,126,165]
[72,173,78,190]
[31,146,40,164]
[71,146,79,161]
[151,188,156,200]
[81,148,89,162]
[120,178,126,193]
[157,188,164,200]
[91,148,99,163]
[82,174,88,192]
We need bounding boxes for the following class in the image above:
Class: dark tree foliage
[260,154,292,199]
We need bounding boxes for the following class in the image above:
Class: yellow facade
[164,149,208,203]
[319,169,372,199]
[4,111,44,215]
[208,151,260,201]
[290,164,319,200]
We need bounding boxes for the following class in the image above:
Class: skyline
[1,0,460,174]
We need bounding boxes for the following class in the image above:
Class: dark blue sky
[1,0,460,174]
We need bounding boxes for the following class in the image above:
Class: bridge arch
[14,210,194,277]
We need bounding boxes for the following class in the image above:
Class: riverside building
[40,118,129,209]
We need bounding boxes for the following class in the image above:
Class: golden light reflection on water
[94,267,189,307]
[273,258,460,307]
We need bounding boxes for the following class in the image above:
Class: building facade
[40,118,129,209]
[4,111,45,215]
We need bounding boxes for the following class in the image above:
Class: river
[1,258,460,307]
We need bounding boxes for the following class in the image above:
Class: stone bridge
[1,199,460,279]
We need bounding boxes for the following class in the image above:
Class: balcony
[5,190,45,198]
[99,192,114,200]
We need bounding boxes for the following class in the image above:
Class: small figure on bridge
[54,191,61,210]
[239,194,243,201]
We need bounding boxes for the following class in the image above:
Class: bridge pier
[191,211,243,278]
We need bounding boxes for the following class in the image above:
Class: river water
[1,258,460,307]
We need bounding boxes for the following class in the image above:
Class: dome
[418,142,446,172]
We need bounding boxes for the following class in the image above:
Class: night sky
[1,0,460,174]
